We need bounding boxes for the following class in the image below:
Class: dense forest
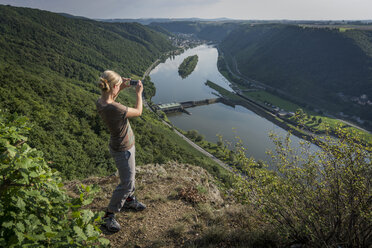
[219,24,372,121]
[0,5,229,182]
[178,55,199,78]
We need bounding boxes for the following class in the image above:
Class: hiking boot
[103,213,121,232]
[123,196,146,211]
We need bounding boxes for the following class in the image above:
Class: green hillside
[219,24,372,122]
[0,5,230,182]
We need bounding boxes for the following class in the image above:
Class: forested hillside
[0,5,228,181]
[219,24,372,121]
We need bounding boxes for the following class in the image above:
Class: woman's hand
[120,77,131,90]
[127,80,144,118]
[136,80,143,95]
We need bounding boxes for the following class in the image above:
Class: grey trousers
[108,145,136,213]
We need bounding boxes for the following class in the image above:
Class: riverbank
[204,80,317,145]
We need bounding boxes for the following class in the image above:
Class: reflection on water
[151,45,233,103]
[150,45,316,161]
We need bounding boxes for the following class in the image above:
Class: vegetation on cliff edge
[0,111,109,247]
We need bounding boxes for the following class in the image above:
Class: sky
[0,0,371,20]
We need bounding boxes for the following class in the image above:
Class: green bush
[232,126,372,247]
[0,111,109,247]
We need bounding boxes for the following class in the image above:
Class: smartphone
[130,80,139,86]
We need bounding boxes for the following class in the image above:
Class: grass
[301,115,372,144]
[146,193,168,203]
[205,80,243,102]
[339,27,352,32]
[196,203,215,220]
[196,185,208,195]
[243,90,300,112]
[182,213,197,224]
[181,129,229,164]
[168,223,186,238]
[186,205,282,248]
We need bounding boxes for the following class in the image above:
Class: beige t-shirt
[96,100,135,151]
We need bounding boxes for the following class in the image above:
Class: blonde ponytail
[99,77,110,92]
[98,70,123,92]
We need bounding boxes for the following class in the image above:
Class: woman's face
[112,81,122,96]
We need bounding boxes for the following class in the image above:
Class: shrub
[0,111,109,247]
[232,126,372,247]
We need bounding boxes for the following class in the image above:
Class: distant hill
[149,21,239,41]
[219,24,372,121]
[58,12,91,20]
[147,24,173,36]
[0,5,228,180]
[99,17,233,25]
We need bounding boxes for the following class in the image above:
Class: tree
[0,111,109,247]
[232,126,372,247]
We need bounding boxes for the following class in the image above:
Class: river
[150,45,314,161]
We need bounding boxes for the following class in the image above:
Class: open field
[243,90,300,112]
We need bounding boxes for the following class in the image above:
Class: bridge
[155,98,225,114]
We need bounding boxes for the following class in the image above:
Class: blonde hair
[98,70,123,92]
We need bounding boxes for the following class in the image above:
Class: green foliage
[231,126,372,247]
[142,75,156,100]
[178,55,199,79]
[0,111,109,247]
[185,130,201,141]
[243,90,302,112]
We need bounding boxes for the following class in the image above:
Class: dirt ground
[65,162,226,248]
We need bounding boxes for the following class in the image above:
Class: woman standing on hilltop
[96,70,146,233]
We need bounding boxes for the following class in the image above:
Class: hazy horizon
[1,0,372,21]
